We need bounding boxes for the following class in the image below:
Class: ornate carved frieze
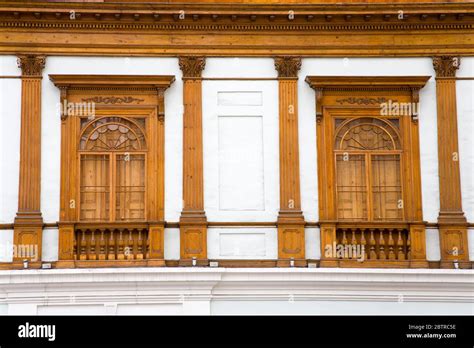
[17,55,45,76]
[81,96,145,104]
[274,56,302,78]
[433,56,461,77]
[179,57,206,78]
[335,97,389,105]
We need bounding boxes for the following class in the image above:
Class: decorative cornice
[49,75,175,90]
[179,57,206,78]
[433,56,461,78]
[1,21,474,33]
[17,55,45,77]
[2,2,474,57]
[305,76,431,91]
[274,56,302,78]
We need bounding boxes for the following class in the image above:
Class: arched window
[79,116,147,222]
[334,117,403,221]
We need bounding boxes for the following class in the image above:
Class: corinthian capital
[433,56,460,78]
[179,56,206,78]
[274,56,302,78]
[17,55,46,77]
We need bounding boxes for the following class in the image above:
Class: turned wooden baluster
[342,229,348,259]
[89,230,96,260]
[79,230,87,260]
[408,230,412,259]
[118,230,125,260]
[388,229,395,260]
[397,229,405,260]
[137,229,143,260]
[360,229,367,261]
[127,229,134,260]
[99,230,106,260]
[351,229,357,260]
[379,229,386,260]
[369,229,377,260]
[145,228,150,259]
[73,233,78,260]
[108,230,115,260]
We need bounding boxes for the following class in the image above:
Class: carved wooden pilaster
[13,55,46,263]
[274,57,306,266]
[433,56,469,268]
[178,57,208,265]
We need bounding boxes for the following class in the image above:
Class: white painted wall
[425,229,441,261]
[164,228,180,260]
[305,228,320,260]
[0,229,13,262]
[0,57,21,262]
[456,59,474,223]
[203,58,277,79]
[0,56,21,224]
[42,228,58,262]
[203,79,279,222]
[207,227,278,260]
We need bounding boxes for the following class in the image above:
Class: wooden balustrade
[335,227,410,262]
[74,228,149,261]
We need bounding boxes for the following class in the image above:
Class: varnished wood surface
[1,1,474,56]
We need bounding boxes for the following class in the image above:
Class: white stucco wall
[0,56,21,224]
[0,56,21,262]
[457,58,474,223]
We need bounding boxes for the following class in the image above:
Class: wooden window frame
[333,113,404,222]
[50,75,174,268]
[306,76,430,268]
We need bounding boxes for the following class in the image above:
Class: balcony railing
[74,228,149,261]
[335,227,410,261]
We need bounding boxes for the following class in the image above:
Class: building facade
[0,0,473,315]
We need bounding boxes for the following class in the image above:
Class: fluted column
[179,57,208,265]
[433,56,469,268]
[274,57,306,266]
[13,55,46,264]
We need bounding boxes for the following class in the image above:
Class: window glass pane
[115,154,145,221]
[80,154,110,221]
[371,154,403,220]
[336,154,367,220]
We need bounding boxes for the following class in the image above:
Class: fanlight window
[80,117,146,151]
[79,116,147,222]
[334,118,403,221]
[335,117,400,151]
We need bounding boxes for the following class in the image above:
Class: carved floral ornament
[81,96,145,104]
[433,56,461,78]
[274,56,302,78]
[17,55,46,76]
[179,56,206,78]
[335,97,390,105]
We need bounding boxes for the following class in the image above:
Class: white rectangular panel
[219,232,266,257]
[217,91,262,106]
[218,116,264,211]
